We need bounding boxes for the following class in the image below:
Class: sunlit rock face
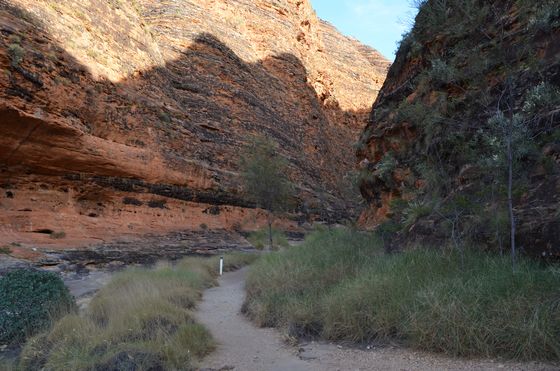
[357,0,560,258]
[0,0,389,257]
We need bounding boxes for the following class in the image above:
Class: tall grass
[15,252,257,371]
[247,228,289,250]
[245,229,379,335]
[244,229,560,361]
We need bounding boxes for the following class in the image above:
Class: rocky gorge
[0,0,389,264]
[2,1,560,368]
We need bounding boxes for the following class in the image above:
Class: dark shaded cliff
[357,0,559,258]
[0,0,390,255]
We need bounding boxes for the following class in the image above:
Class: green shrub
[528,1,560,32]
[247,228,289,250]
[354,127,372,151]
[398,31,423,60]
[245,229,560,361]
[427,59,459,88]
[522,82,560,116]
[0,246,11,255]
[395,100,426,124]
[400,200,435,229]
[7,43,24,67]
[158,111,172,123]
[0,269,75,345]
[356,168,375,185]
[373,152,397,185]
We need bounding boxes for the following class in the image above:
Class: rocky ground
[1,228,255,312]
[0,229,254,274]
[56,229,256,309]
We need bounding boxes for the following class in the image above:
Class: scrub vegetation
[7,253,256,371]
[244,228,560,361]
[247,228,289,250]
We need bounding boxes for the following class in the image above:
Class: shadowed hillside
[0,1,389,256]
[357,0,560,259]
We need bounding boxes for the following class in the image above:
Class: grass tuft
[244,229,560,361]
[49,231,66,240]
[16,252,257,370]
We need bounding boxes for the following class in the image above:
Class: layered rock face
[357,0,560,258]
[0,0,389,256]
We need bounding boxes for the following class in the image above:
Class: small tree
[239,136,293,250]
[485,80,541,271]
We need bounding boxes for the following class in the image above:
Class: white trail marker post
[219,256,224,276]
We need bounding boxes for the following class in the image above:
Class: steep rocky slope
[357,0,559,258]
[0,0,389,255]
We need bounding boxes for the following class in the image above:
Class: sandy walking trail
[195,268,313,371]
[195,268,557,371]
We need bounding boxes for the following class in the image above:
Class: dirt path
[195,268,313,371]
[196,268,557,371]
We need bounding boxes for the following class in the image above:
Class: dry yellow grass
[15,252,257,370]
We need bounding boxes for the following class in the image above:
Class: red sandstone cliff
[0,0,389,257]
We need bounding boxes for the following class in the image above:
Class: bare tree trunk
[505,80,517,272]
[498,230,504,257]
[507,129,516,271]
[451,212,464,271]
[491,183,504,256]
[268,213,274,251]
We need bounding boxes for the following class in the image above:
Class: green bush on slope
[244,229,560,361]
[364,0,560,254]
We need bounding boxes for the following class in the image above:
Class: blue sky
[310,0,418,60]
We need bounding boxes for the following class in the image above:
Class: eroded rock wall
[357,0,560,258]
[0,0,389,256]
